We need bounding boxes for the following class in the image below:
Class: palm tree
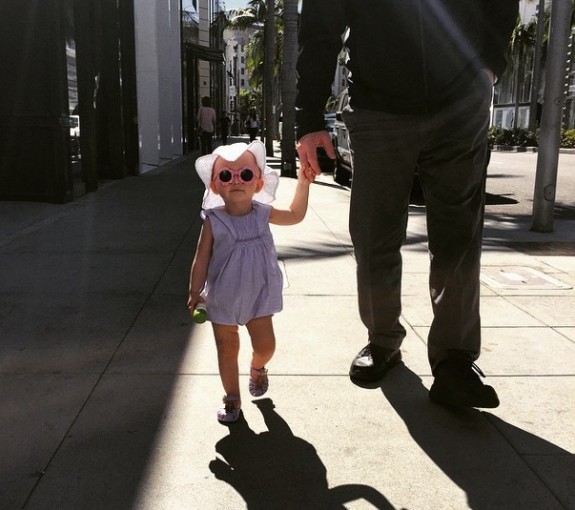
[263,0,276,154]
[507,14,536,129]
[227,0,300,168]
[228,0,269,88]
[528,0,547,131]
[279,0,298,176]
[228,0,282,153]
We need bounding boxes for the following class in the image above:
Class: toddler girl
[188,141,312,423]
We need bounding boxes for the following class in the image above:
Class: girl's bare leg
[246,315,276,370]
[212,323,241,399]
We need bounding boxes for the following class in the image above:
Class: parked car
[324,112,336,140]
[317,112,337,173]
[332,90,353,186]
[68,115,81,160]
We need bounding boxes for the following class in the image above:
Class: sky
[222,0,250,11]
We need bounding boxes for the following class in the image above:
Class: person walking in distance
[295,0,518,409]
[246,108,260,142]
[219,112,231,146]
[187,141,312,423]
[197,96,217,155]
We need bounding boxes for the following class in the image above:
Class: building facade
[492,0,575,132]
[0,0,225,203]
[223,26,257,129]
[182,0,226,151]
[135,0,183,172]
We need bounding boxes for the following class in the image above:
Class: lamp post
[531,0,573,232]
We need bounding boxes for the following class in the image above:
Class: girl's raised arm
[269,168,312,226]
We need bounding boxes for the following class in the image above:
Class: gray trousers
[345,72,492,372]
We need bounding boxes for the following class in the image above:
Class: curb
[491,145,575,155]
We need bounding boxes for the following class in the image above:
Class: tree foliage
[227,0,284,90]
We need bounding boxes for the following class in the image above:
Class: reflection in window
[182,0,199,44]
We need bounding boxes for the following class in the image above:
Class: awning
[185,42,224,63]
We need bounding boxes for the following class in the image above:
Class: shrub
[561,129,575,148]
[513,128,537,147]
[488,127,538,147]
[487,127,575,148]
[488,127,515,146]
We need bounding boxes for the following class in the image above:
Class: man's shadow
[381,365,574,509]
[210,398,395,509]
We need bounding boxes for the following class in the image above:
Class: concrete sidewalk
[0,141,574,509]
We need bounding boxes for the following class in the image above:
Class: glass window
[182,0,199,44]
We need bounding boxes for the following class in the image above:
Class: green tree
[505,11,537,129]
[238,88,261,121]
[228,1,290,160]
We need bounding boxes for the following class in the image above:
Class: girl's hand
[298,164,314,185]
[187,291,205,315]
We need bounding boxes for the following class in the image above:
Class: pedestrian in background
[219,112,231,146]
[187,141,312,423]
[246,108,260,142]
[231,116,240,136]
[197,96,217,155]
[295,0,519,409]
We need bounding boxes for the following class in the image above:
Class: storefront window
[182,0,199,44]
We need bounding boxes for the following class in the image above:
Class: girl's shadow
[209,398,394,509]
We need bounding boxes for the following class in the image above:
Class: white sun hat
[195,140,280,211]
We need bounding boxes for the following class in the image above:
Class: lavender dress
[204,202,283,325]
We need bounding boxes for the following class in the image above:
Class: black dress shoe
[349,344,402,388]
[429,358,500,409]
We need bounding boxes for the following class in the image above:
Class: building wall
[519,0,541,24]
[197,0,212,100]
[0,0,225,202]
[181,0,226,150]
[491,0,575,131]
[134,0,183,173]
[0,0,72,202]
[223,27,256,119]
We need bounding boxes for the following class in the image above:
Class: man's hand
[296,131,336,182]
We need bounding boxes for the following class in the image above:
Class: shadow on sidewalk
[276,241,354,260]
[380,366,574,509]
[0,158,208,508]
[210,398,395,509]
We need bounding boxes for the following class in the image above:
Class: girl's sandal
[249,366,269,397]
[217,395,241,423]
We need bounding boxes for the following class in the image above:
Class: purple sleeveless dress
[204,202,283,325]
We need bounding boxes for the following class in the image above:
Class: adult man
[296,0,519,408]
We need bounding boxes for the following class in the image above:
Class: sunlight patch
[481,266,572,290]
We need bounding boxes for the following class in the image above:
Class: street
[486,150,575,219]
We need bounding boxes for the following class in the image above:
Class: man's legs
[419,73,499,407]
[416,72,490,369]
[345,73,499,407]
[345,109,420,386]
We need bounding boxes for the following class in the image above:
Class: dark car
[317,112,337,173]
[324,112,336,140]
[332,90,352,186]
